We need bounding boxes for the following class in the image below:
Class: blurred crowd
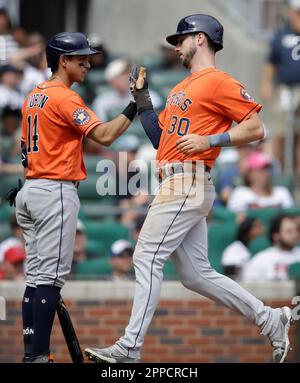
[1,1,300,282]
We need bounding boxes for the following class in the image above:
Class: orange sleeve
[58,95,102,136]
[212,77,262,123]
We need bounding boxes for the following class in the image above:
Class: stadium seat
[208,222,238,273]
[288,262,300,280]
[211,206,236,222]
[84,155,104,173]
[163,260,178,280]
[86,239,106,257]
[0,204,11,222]
[0,175,22,199]
[246,207,300,231]
[74,257,112,279]
[85,220,131,255]
[0,222,11,242]
[248,235,271,256]
[78,175,117,203]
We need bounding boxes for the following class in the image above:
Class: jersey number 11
[27,114,39,153]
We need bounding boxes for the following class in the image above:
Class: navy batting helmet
[46,32,100,68]
[166,14,223,51]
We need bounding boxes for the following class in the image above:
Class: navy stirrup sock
[32,285,61,356]
[22,286,36,357]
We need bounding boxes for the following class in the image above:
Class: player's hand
[5,178,23,207]
[176,134,210,155]
[129,65,153,114]
[129,65,147,94]
[129,65,139,94]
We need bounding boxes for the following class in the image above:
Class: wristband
[121,102,137,121]
[208,132,231,147]
[135,88,154,114]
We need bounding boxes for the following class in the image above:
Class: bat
[57,296,84,363]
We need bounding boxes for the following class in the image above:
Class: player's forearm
[227,117,264,146]
[139,110,162,149]
[88,115,131,146]
[209,113,264,147]
[88,103,137,146]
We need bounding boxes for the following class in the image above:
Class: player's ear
[59,55,68,69]
[196,32,206,47]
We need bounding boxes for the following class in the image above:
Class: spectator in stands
[92,58,162,121]
[0,7,19,60]
[88,34,111,70]
[217,144,256,206]
[119,194,150,229]
[221,217,264,280]
[260,0,300,173]
[0,245,26,280]
[0,106,21,162]
[0,214,24,258]
[72,219,102,270]
[18,32,49,97]
[243,214,300,282]
[113,134,150,228]
[227,151,294,213]
[109,239,134,281]
[0,214,25,280]
[12,26,28,48]
[216,125,281,206]
[0,64,23,109]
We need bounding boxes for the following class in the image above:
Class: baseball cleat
[269,306,293,363]
[29,353,54,363]
[85,345,140,363]
[22,356,32,363]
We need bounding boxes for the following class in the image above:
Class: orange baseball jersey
[157,67,262,169]
[21,81,102,181]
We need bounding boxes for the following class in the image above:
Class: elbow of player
[251,122,264,141]
[101,135,114,147]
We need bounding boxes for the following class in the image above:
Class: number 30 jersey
[21,81,101,181]
[156,68,262,169]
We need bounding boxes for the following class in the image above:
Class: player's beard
[182,43,197,69]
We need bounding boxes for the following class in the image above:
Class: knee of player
[181,268,212,291]
[132,249,164,270]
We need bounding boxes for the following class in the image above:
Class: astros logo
[73,108,91,125]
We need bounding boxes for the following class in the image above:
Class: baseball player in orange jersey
[85,15,293,363]
[12,32,137,363]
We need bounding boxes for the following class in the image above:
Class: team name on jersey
[167,91,192,112]
[27,93,49,109]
